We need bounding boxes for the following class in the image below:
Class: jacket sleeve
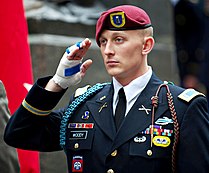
[4,77,67,152]
[177,96,209,173]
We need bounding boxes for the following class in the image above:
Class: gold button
[107,169,114,173]
[111,150,117,157]
[147,149,152,156]
[74,143,79,149]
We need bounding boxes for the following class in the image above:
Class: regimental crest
[110,12,125,28]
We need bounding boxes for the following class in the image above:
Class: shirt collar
[113,66,152,103]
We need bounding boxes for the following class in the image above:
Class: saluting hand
[51,38,93,89]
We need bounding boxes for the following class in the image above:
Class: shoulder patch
[178,88,205,102]
[74,85,91,97]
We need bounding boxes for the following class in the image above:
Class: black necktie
[115,88,126,130]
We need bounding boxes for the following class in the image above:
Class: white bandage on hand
[52,52,83,89]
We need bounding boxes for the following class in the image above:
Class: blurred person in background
[171,0,209,107]
[0,81,20,172]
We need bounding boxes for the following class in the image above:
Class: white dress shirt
[112,67,152,116]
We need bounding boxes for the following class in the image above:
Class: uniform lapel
[86,85,116,141]
[85,73,169,148]
[112,73,168,150]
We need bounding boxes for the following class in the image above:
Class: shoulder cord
[59,83,110,149]
[151,84,179,173]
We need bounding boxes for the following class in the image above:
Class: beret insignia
[74,85,91,97]
[178,88,205,102]
[110,12,125,28]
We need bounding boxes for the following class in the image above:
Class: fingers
[65,38,91,60]
[80,59,93,78]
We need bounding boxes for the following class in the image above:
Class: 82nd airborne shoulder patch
[72,156,83,172]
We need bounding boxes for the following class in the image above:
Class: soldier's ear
[142,36,155,55]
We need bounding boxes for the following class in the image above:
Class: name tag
[69,131,88,140]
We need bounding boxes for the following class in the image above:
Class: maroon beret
[96,5,152,46]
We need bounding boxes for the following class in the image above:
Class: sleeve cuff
[22,76,66,116]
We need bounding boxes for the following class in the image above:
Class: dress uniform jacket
[4,73,209,173]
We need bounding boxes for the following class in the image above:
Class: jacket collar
[86,84,116,140]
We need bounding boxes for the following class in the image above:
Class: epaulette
[74,85,91,97]
[178,88,205,102]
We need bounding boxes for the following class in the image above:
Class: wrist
[45,78,64,92]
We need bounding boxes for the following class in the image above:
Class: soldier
[4,5,209,173]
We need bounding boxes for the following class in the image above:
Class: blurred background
[24,0,177,172]
[24,0,209,172]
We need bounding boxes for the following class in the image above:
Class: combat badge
[110,12,125,28]
[155,116,173,126]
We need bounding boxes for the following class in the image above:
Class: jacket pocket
[65,129,95,151]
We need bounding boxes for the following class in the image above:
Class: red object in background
[0,0,40,173]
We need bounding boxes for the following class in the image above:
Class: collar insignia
[100,95,106,101]
[138,105,151,115]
